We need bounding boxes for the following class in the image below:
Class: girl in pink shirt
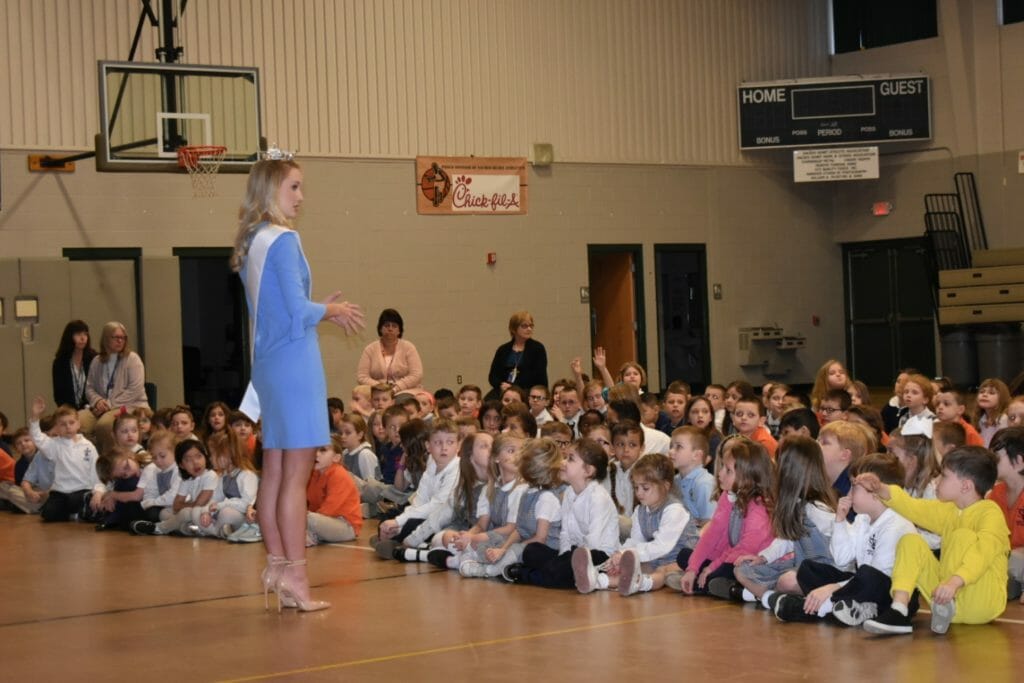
[676,436,775,594]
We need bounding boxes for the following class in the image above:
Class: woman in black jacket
[487,311,548,401]
[52,319,97,409]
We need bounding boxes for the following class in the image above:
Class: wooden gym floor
[1,514,1022,683]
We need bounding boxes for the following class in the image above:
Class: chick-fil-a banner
[416,156,528,215]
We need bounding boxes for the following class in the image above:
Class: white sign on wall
[793,146,879,183]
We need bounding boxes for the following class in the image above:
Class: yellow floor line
[217,604,730,683]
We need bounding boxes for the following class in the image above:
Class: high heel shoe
[275,559,330,613]
[260,555,295,610]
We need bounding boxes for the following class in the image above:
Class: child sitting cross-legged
[771,452,915,625]
[861,446,1010,635]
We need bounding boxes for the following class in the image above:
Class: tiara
[259,144,295,161]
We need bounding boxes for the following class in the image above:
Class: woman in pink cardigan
[676,437,775,594]
[356,309,424,392]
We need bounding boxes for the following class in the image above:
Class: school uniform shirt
[563,410,585,438]
[14,452,36,485]
[211,467,259,514]
[559,480,620,556]
[623,500,691,562]
[989,481,1024,549]
[758,501,836,563]
[979,413,1009,448]
[829,507,916,575]
[533,409,553,431]
[29,421,103,495]
[641,425,670,455]
[675,467,717,524]
[137,462,182,510]
[476,480,527,525]
[22,451,56,491]
[395,455,460,527]
[307,463,363,534]
[344,441,382,482]
[602,460,636,513]
[175,470,219,504]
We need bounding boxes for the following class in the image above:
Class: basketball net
[177,145,227,197]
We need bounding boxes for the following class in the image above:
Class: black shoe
[863,607,913,635]
[94,522,119,532]
[502,562,526,584]
[392,546,413,562]
[773,594,819,623]
[707,578,744,602]
[129,520,157,535]
[426,549,453,569]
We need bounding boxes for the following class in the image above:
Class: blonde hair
[518,437,563,488]
[819,420,872,460]
[508,310,534,337]
[231,159,301,272]
[811,359,851,409]
[98,321,131,361]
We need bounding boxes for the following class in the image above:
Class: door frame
[586,244,647,382]
[63,247,144,357]
[653,243,711,392]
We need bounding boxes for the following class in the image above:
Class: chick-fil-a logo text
[451,174,521,212]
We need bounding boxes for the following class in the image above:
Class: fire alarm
[486,252,497,265]
[872,201,893,216]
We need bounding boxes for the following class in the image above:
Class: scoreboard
[738,75,930,150]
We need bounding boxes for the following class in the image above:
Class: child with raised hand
[504,438,617,590]
[975,378,1011,446]
[670,426,717,527]
[771,452,915,624]
[305,435,362,544]
[934,389,985,446]
[135,430,181,522]
[463,437,563,580]
[130,439,218,536]
[731,396,778,459]
[393,432,492,562]
[731,436,836,606]
[861,446,1010,635]
[374,418,461,557]
[197,430,259,538]
[674,437,774,595]
[987,427,1024,602]
[612,454,697,596]
[28,397,105,523]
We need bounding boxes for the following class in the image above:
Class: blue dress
[241,226,329,449]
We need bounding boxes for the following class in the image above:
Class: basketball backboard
[96,60,262,173]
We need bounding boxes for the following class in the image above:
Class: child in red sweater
[732,397,778,459]
[306,435,363,545]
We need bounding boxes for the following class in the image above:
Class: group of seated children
[2,354,1022,639]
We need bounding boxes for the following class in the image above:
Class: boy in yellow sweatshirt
[856,446,1009,635]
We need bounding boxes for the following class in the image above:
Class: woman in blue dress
[232,151,364,612]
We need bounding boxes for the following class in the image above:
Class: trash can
[939,327,977,389]
[976,323,1023,384]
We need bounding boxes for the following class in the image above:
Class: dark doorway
[175,248,249,412]
[654,245,710,393]
[843,238,936,385]
[587,245,646,387]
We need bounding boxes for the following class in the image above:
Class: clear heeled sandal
[260,555,296,609]
[275,559,330,613]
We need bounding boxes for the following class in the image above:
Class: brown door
[588,250,638,376]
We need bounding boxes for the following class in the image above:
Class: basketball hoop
[177,145,227,197]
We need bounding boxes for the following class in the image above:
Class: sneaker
[232,524,263,543]
[863,607,913,635]
[459,560,489,578]
[219,524,236,539]
[773,594,819,623]
[664,571,685,592]
[179,522,201,537]
[130,520,158,535]
[617,549,642,597]
[571,547,598,594]
[764,591,784,613]
[930,600,956,635]
[374,539,398,560]
[427,549,453,569]
[502,562,525,584]
[707,577,744,602]
[832,599,878,627]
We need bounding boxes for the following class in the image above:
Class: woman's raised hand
[323,291,366,334]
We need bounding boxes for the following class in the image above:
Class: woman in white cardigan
[81,321,149,454]
[356,309,424,392]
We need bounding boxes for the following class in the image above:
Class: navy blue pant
[675,547,736,593]
[520,543,610,589]
[796,560,919,614]
[40,490,95,523]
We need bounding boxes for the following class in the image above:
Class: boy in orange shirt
[306,434,363,545]
[989,427,1024,602]
[732,397,777,459]
[934,389,984,447]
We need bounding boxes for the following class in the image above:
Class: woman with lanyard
[233,148,364,612]
[487,310,548,401]
[52,320,98,413]
[356,308,424,392]
[83,321,148,454]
